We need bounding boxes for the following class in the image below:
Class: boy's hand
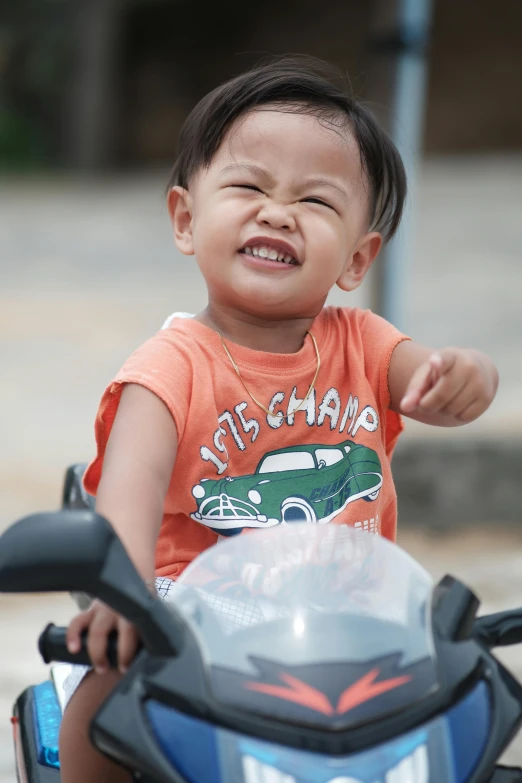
[66,600,139,674]
[399,347,498,423]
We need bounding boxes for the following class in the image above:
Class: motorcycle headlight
[145,680,490,783]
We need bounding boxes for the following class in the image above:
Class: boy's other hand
[66,600,139,674]
[399,347,498,423]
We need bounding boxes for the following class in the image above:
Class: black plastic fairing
[93,634,521,779]
[432,574,480,642]
[210,651,437,732]
[91,656,185,783]
[440,645,522,783]
[430,591,522,783]
[136,629,483,756]
[81,591,521,776]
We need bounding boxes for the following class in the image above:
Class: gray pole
[371,0,433,331]
[64,0,123,169]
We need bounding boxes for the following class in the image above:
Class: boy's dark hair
[168,56,406,242]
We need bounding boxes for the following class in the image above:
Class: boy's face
[169,109,381,320]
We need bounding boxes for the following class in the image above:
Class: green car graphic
[191,440,382,536]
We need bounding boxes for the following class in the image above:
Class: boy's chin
[237,282,300,310]
[230,290,326,321]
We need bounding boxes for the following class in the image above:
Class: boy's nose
[256,202,296,231]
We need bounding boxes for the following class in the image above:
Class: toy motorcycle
[2,468,522,782]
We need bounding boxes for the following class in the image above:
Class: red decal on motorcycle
[246,673,334,716]
[336,668,411,715]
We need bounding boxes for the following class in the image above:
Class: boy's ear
[167,186,194,256]
[337,232,382,292]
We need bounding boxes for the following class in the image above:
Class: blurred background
[1,0,521,777]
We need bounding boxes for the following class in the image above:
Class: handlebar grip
[38,623,119,668]
[490,766,522,782]
[474,609,522,648]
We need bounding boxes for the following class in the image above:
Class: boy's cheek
[203,201,246,232]
[194,234,239,273]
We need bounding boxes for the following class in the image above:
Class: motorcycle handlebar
[490,766,522,782]
[38,616,522,666]
[38,623,119,668]
[474,609,522,649]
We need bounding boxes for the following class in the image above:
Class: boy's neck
[196,305,318,354]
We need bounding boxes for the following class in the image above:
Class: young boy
[60,56,498,782]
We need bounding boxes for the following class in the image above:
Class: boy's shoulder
[320,305,405,342]
[118,313,202,380]
[321,305,409,385]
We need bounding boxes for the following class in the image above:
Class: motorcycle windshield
[173,525,438,728]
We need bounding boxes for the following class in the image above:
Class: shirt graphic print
[84,307,409,579]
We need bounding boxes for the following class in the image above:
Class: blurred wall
[2,0,522,170]
[116,0,370,165]
[112,0,522,163]
[425,0,522,151]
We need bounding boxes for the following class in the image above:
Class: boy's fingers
[87,611,117,674]
[66,609,92,653]
[419,374,468,413]
[430,348,457,376]
[400,362,434,412]
[401,350,460,413]
[454,399,483,424]
[440,385,477,417]
[117,619,139,673]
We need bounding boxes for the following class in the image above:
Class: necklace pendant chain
[218,331,321,420]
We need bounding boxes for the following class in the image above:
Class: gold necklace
[218,330,320,419]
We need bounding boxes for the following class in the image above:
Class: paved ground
[0,155,521,777]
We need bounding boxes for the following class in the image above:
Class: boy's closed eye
[232,183,263,192]
[301,197,334,209]
[232,184,334,211]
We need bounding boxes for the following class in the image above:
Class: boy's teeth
[242,245,296,264]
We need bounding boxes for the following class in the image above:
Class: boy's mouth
[239,239,300,266]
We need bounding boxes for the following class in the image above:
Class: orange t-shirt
[84,307,409,580]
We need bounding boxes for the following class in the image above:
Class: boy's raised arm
[388,340,499,428]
